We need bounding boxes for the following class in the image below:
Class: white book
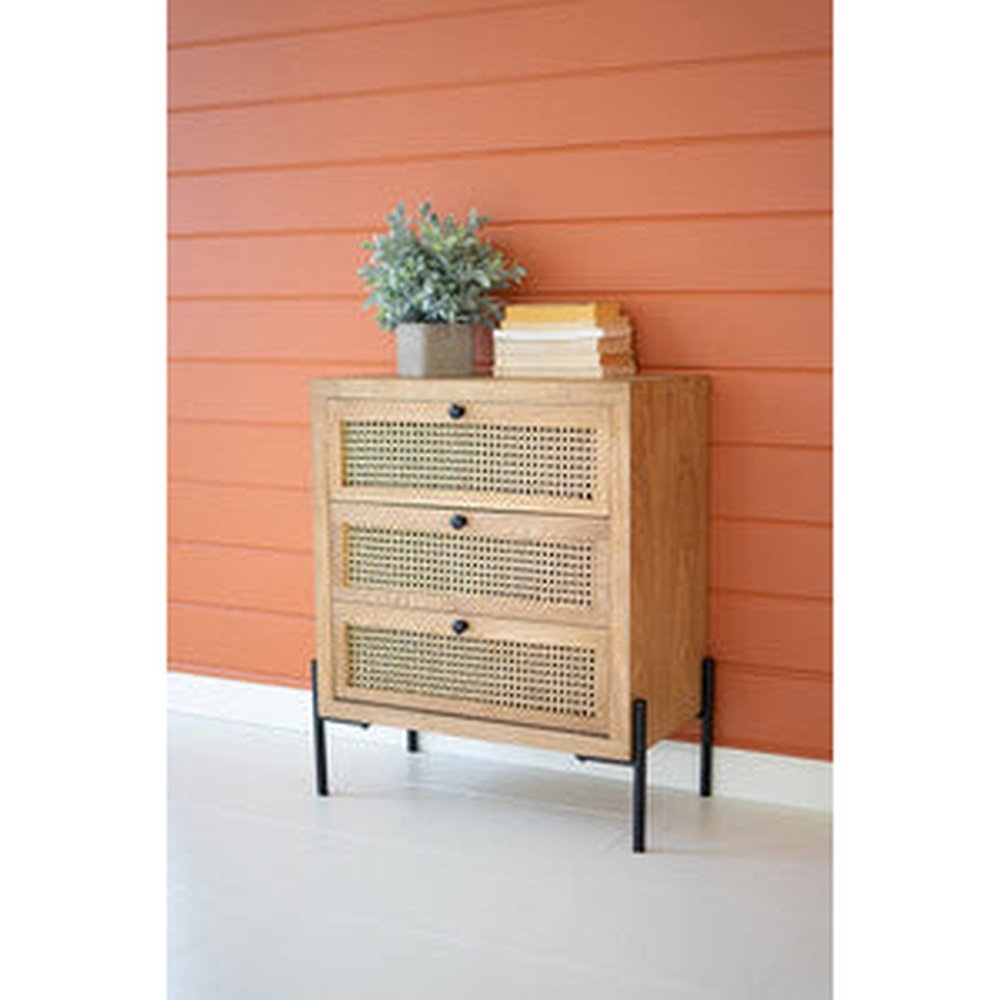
[494,338,632,357]
[495,322,632,342]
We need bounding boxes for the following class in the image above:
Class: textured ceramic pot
[394,323,475,377]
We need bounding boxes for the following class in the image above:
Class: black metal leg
[575,698,649,852]
[699,656,716,798]
[310,659,329,797]
[632,698,648,853]
[406,729,420,753]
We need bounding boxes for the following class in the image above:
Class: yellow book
[502,302,622,326]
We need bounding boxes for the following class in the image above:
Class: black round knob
[448,403,466,420]
[449,513,468,530]
[451,619,469,635]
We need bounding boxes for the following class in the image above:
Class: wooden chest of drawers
[309,375,712,849]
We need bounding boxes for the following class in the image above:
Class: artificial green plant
[359,201,526,330]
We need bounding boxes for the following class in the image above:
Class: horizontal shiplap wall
[168,0,832,760]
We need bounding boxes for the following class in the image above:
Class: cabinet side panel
[607,390,633,749]
[630,377,710,742]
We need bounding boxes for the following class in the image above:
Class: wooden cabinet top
[311,374,710,403]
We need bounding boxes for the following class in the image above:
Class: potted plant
[359,201,526,377]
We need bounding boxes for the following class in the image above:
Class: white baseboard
[168,670,831,812]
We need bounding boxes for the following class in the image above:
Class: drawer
[329,503,610,625]
[331,604,610,735]
[325,398,613,515]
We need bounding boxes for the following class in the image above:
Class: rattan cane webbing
[345,525,595,607]
[341,421,598,499]
[346,625,597,718]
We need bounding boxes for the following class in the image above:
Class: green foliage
[359,201,527,330]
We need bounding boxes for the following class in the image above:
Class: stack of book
[493,302,636,378]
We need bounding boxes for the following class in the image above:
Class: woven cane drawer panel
[327,400,611,513]
[349,526,593,602]
[330,505,609,623]
[333,607,609,733]
[343,421,596,496]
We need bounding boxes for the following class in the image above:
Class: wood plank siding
[168,0,832,760]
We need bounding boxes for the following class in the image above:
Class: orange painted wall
[168,0,832,760]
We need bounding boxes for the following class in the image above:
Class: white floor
[168,712,831,1000]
